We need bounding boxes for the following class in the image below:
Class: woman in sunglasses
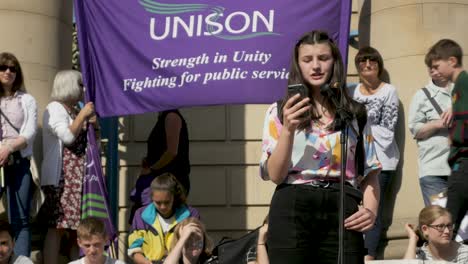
[0,52,37,257]
[404,205,468,262]
[349,46,401,260]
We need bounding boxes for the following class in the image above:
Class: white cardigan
[10,92,37,158]
[41,101,78,186]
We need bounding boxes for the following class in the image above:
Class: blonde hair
[170,217,213,257]
[51,70,83,103]
[77,217,107,240]
[417,205,452,241]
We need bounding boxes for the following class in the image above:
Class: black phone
[277,84,309,120]
[287,84,308,99]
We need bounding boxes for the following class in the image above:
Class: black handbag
[212,227,260,264]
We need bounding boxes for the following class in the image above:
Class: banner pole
[101,116,119,250]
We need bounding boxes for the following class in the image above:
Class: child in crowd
[128,173,199,264]
[163,217,214,264]
[68,217,125,264]
[426,39,468,236]
[129,109,191,225]
[404,205,468,262]
[0,220,33,264]
[408,53,453,206]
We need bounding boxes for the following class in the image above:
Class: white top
[1,92,37,158]
[68,256,126,264]
[10,254,33,264]
[158,214,175,233]
[408,80,453,178]
[349,83,400,170]
[41,101,78,186]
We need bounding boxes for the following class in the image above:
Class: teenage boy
[0,220,32,264]
[69,217,125,264]
[408,59,453,206]
[426,38,468,235]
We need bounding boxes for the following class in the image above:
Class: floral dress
[41,108,87,229]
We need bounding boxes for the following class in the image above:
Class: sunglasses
[358,56,379,64]
[0,65,17,73]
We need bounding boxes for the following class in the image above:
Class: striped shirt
[417,243,468,263]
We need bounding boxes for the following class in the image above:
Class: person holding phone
[260,30,381,264]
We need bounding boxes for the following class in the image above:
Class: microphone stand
[320,84,358,264]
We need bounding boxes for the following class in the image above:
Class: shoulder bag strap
[0,108,20,134]
[421,87,443,115]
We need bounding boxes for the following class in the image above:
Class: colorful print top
[260,103,382,187]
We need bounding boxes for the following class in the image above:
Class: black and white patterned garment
[417,242,468,263]
[349,83,400,170]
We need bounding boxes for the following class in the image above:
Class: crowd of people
[256,32,468,263]
[0,29,467,264]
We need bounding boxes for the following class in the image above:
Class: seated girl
[163,217,215,264]
[404,205,468,262]
[128,173,199,264]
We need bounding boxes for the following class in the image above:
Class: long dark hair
[285,30,364,130]
[0,52,25,96]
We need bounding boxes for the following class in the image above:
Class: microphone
[320,82,340,94]
[320,82,341,98]
[320,82,354,131]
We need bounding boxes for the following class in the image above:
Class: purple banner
[74,0,351,117]
[82,128,117,255]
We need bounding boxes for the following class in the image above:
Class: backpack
[211,227,260,264]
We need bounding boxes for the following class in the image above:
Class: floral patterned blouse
[260,102,382,187]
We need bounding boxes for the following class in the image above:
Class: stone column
[358,0,468,258]
[0,0,73,170]
[0,1,73,120]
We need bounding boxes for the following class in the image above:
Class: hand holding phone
[283,84,309,120]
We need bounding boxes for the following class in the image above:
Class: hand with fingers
[81,102,95,118]
[281,94,310,132]
[440,108,453,127]
[344,206,376,232]
[403,223,419,259]
[405,223,419,242]
[179,223,203,241]
[0,147,10,167]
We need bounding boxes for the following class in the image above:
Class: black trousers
[267,184,365,264]
[447,159,468,236]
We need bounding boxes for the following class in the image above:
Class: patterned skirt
[41,147,86,230]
